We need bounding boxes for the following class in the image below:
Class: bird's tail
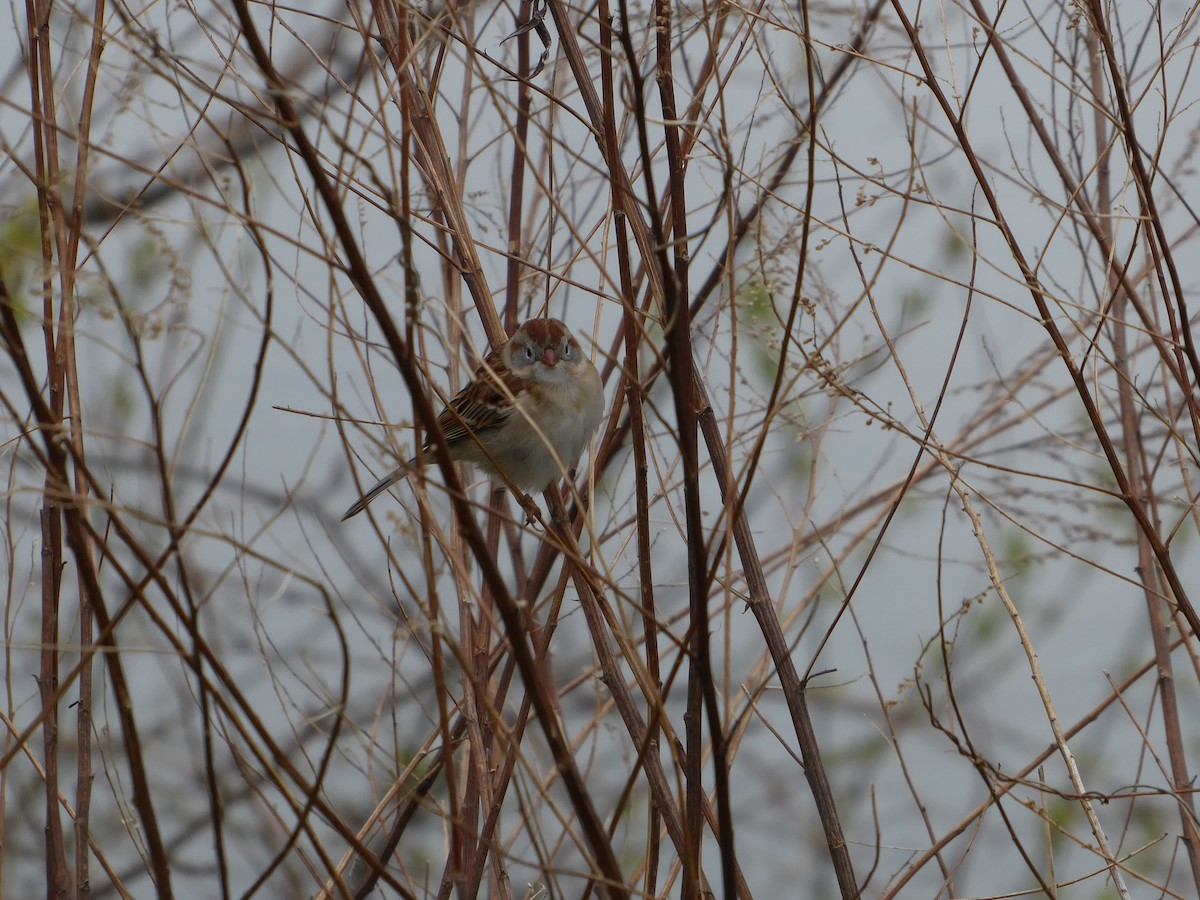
[340,461,414,520]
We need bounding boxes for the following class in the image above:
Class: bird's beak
[541,347,559,366]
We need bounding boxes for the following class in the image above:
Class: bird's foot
[519,493,541,525]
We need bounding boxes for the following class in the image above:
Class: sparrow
[342,318,604,520]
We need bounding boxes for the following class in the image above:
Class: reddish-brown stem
[233,5,629,894]
[1087,27,1200,890]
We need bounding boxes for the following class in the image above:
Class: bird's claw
[520,493,540,525]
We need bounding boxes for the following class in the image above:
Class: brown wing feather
[432,350,519,445]
[438,389,515,442]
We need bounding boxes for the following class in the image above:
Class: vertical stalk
[1087,31,1200,891]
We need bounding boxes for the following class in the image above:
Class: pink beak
[541,347,559,366]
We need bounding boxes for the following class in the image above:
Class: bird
[341,318,604,521]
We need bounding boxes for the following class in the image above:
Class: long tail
[340,461,413,520]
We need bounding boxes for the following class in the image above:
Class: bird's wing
[435,359,521,445]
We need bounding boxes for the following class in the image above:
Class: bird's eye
[523,346,535,361]
[562,341,572,358]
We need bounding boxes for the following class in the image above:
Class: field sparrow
[341,318,604,520]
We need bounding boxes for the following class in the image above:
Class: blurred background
[3,0,1199,897]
